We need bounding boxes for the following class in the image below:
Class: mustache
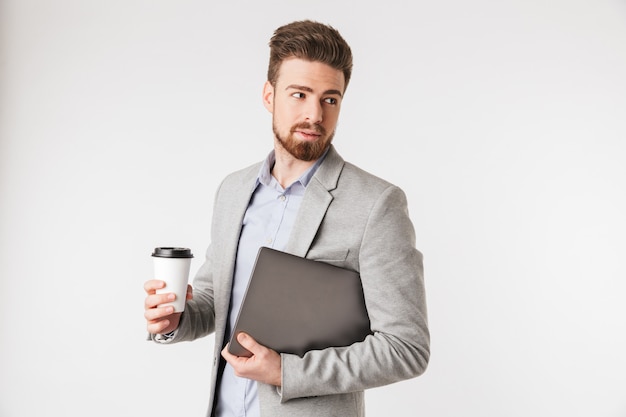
[290,122,326,136]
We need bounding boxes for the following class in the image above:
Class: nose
[304,100,323,124]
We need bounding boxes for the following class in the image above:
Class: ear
[262,81,274,113]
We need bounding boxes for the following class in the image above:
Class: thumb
[237,332,260,353]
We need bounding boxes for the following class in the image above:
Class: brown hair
[267,20,353,91]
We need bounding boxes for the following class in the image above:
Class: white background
[1,1,625,416]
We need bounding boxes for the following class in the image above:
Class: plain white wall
[1,1,625,416]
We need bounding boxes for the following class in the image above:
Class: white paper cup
[152,247,194,312]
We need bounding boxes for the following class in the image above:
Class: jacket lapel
[286,145,344,257]
[215,165,261,325]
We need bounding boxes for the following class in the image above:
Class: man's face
[263,57,345,161]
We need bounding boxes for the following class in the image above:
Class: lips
[295,130,321,140]
[291,123,325,141]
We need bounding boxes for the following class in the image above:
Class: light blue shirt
[215,149,326,417]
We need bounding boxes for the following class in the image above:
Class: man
[144,19,429,417]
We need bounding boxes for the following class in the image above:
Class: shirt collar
[257,147,330,189]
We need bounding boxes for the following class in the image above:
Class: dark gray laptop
[227,246,371,358]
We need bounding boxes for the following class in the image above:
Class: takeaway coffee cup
[151,247,194,312]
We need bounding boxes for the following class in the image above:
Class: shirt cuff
[154,330,177,343]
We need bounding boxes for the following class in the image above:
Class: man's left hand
[221,332,282,387]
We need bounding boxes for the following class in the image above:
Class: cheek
[272,108,288,126]
[323,108,341,127]
[277,105,301,126]
[272,109,295,134]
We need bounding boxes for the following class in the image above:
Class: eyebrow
[285,84,343,98]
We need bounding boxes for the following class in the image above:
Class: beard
[273,121,334,162]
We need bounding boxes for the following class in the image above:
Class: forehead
[276,57,345,93]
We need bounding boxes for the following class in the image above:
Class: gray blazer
[171,145,430,417]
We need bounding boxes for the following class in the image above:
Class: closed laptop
[227,246,371,358]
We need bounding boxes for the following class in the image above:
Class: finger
[236,332,262,355]
[186,284,193,300]
[144,292,175,310]
[144,305,175,322]
[147,318,171,334]
[144,279,166,294]
[221,344,234,361]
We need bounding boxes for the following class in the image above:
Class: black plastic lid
[151,247,194,258]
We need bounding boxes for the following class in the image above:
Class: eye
[324,97,338,105]
[292,92,305,99]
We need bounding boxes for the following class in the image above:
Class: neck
[271,142,317,189]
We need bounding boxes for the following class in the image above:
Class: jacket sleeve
[280,185,430,401]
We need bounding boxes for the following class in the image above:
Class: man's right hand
[143,280,193,335]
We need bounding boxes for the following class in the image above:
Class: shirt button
[279,195,286,202]
[267,238,273,244]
